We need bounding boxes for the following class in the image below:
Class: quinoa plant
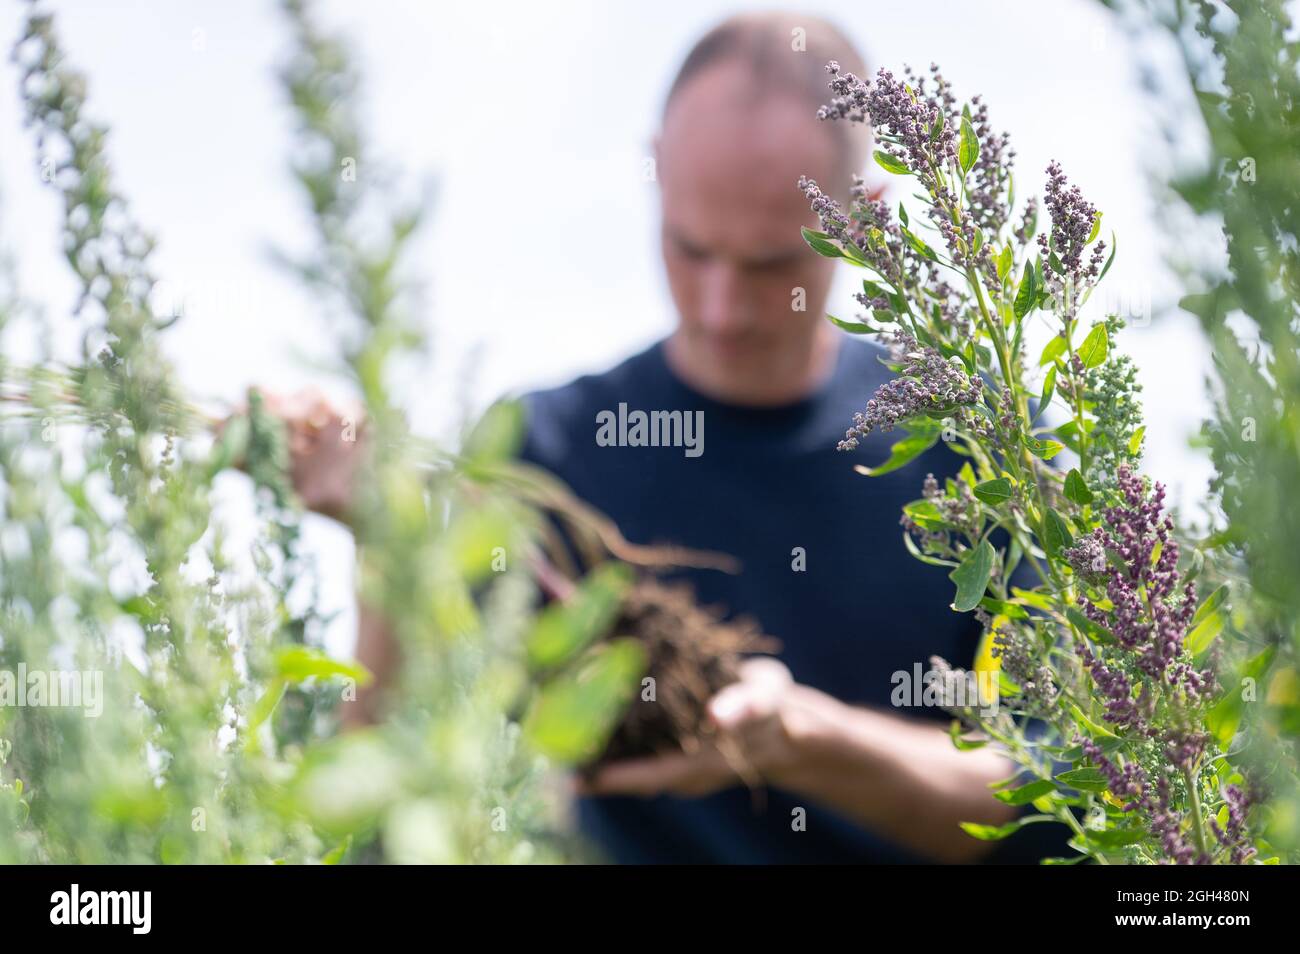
[1106,0,1300,861]
[798,60,1264,862]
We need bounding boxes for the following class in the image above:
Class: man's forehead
[661,63,841,166]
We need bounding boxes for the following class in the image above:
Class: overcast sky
[0,0,1217,657]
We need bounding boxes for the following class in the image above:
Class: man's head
[656,13,871,405]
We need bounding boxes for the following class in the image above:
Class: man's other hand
[245,388,366,522]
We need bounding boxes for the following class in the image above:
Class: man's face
[657,62,846,404]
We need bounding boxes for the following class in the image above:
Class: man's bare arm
[583,658,1020,863]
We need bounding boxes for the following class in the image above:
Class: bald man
[284,12,1064,864]
[513,14,1066,864]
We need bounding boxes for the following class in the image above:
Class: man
[279,13,1063,864]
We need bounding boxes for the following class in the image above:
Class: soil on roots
[588,578,780,767]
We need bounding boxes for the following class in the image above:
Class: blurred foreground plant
[1107,0,1300,861]
[0,0,652,864]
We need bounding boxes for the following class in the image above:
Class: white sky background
[0,0,1217,659]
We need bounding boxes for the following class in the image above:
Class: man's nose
[696,261,752,333]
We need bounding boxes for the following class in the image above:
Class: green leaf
[1014,266,1039,319]
[857,423,941,477]
[972,477,1013,505]
[1054,768,1109,792]
[1066,606,1117,646]
[898,201,909,227]
[1038,365,1057,418]
[994,779,1057,805]
[1023,434,1065,460]
[996,245,1013,282]
[1077,323,1109,369]
[1082,827,1147,849]
[903,530,960,568]
[1059,735,1124,762]
[1011,587,1055,612]
[949,719,988,750]
[1064,468,1093,505]
[800,226,843,259]
[1185,610,1224,656]
[873,150,911,175]
[463,399,524,465]
[246,678,287,742]
[904,499,948,532]
[959,116,980,174]
[208,413,250,478]
[1069,703,1118,739]
[524,639,646,764]
[978,596,1029,619]
[827,314,873,334]
[322,835,352,865]
[901,225,939,261]
[949,540,996,612]
[1192,583,1229,626]
[526,563,633,670]
[1042,508,1073,556]
[1039,334,1067,367]
[1087,211,1102,244]
[1205,647,1273,748]
[959,816,1051,841]
[275,646,372,686]
[1127,425,1146,456]
[1099,231,1117,282]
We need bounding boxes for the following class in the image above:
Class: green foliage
[807,59,1265,862]
[0,0,634,864]
[1110,0,1300,861]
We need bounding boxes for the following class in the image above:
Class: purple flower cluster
[1080,739,1217,864]
[798,175,913,288]
[1076,466,1198,681]
[1081,737,1146,809]
[1063,465,1240,861]
[1209,784,1257,864]
[1077,644,1148,729]
[1039,161,1107,290]
[1149,776,1208,864]
[920,471,980,539]
[1064,532,1109,585]
[838,331,982,450]
[818,61,958,172]
[796,175,851,241]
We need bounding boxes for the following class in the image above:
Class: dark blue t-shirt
[519,336,1060,864]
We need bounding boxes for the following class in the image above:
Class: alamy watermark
[596,403,704,458]
[0,664,103,718]
[891,661,999,717]
[50,884,151,934]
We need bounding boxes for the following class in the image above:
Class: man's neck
[663,326,841,408]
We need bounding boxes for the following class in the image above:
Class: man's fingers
[708,657,792,730]
[737,656,793,688]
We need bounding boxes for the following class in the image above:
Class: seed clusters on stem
[798,55,1254,863]
[838,331,981,450]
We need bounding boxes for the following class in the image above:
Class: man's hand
[246,388,366,522]
[579,658,838,798]
[576,655,1022,862]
